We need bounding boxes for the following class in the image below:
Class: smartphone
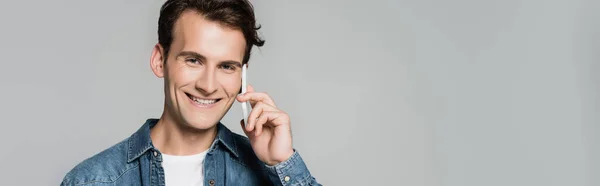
[240,64,250,126]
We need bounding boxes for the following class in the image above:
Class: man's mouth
[186,93,222,106]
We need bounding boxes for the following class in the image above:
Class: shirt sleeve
[265,150,322,186]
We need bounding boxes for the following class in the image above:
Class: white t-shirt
[161,150,208,186]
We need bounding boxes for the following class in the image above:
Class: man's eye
[185,58,200,64]
[220,64,236,70]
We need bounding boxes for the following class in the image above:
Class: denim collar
[127,118,239,162]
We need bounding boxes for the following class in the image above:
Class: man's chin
[181,116,220,130]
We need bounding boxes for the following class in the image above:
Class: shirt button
[284,176,290,182]
[209,180,215,186]
[153,151,158,157]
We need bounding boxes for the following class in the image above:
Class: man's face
[152,11,246,130]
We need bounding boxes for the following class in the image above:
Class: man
[61,0,320,185]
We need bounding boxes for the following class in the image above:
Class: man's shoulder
[61,138,137,185]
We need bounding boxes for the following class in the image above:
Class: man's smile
[185,92,223,108]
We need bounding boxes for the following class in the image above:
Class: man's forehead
[170,11,246,61]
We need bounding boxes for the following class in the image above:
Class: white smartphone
[240,64,250,126]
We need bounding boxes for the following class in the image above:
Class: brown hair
[158,0,265,64]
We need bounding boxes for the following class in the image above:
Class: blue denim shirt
[61,119,321,186]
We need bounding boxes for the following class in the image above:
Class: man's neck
[150,111,218,156]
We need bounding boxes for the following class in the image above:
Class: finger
[255,112,270,136]
[247,102,279,131]
[247,84,255,93]
[236,84,254,102]
[254,113,263,137]
[239,119,253,137]
[247,102,264,131]
[254,111,285,136]
[237,92,276,107]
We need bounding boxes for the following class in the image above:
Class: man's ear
[150,43,166,78]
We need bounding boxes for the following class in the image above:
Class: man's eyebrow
[219,60,243,68]
[177,51,242,67]
[176,51,206,60]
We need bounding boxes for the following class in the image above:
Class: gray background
[0,0,597,185]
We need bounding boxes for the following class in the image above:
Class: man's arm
[236,85,321,185]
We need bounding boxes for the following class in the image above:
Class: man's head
[150,0,264,130]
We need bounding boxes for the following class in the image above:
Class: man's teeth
[191,97,217,104]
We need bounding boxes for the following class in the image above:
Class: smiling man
[61,0,320,185]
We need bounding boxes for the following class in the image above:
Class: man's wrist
[267,149,295,166]
[265,150,313,185]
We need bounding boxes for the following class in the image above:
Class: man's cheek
[234,82,243,94]
[221,77,240,93]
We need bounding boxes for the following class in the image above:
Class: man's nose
[196,67,218,95]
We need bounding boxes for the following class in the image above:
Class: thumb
[239,119,254,138]
[247,84,255,92]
